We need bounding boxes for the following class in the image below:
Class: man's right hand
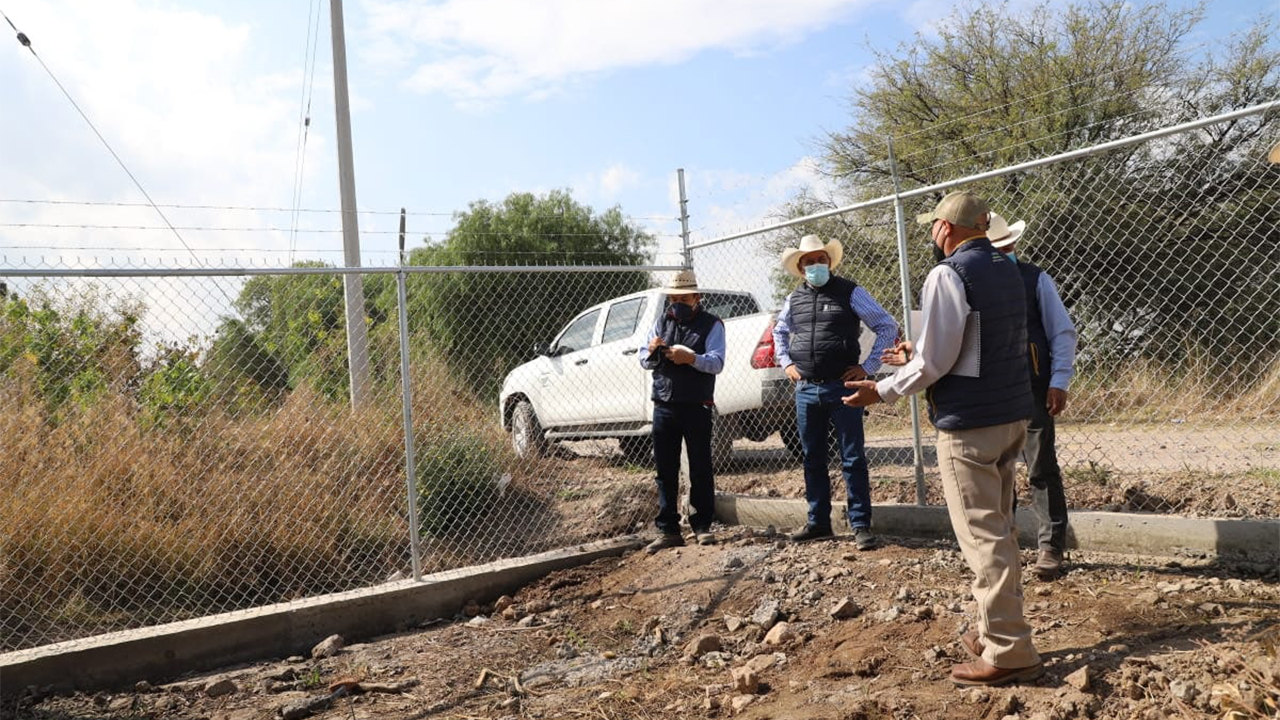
[784,364,802,382]
[881,340,913,367]
[648,336,666,354]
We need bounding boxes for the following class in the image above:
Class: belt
[802,377,843,384]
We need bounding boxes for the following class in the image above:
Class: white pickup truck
[498,288,794,464]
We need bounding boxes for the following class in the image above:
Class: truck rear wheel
[619,436,653,466]
[711,408,734,469]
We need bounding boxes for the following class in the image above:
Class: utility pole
[329,0,372,408]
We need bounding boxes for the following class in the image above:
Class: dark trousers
[1023,387,1067,553]
[652,401,715,534]
[795,380,872,530]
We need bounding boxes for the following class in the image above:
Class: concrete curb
[714,495,1280,559]
[0,536,643,696]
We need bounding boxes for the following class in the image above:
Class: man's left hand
[840,365,869,382]
[667,346,696,365]
[1046,388,1068,416]
[841,380,881,407]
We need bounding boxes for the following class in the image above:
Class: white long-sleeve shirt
[875,265,971,405]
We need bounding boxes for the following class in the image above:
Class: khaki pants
[937,420,1040,668]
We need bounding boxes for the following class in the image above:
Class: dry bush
[0,356,531,650]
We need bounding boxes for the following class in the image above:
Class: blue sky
[0,0,1269,270]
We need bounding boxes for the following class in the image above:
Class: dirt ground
[12,529,1280,720]
[552,422,1280,524]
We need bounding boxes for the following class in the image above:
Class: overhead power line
[288,0,324,262]
[2,9,206,267]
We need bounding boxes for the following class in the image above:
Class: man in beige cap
[989,213,1078,581]
[638,269,725,552]
[842,190,1042,686]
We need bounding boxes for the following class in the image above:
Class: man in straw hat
[638,269,726,553]
[989,212,1078,581]
[773,234,900,550]
[842,191,1043,686]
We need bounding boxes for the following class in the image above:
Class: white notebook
[908,310,981,378]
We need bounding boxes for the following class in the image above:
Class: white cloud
[676,157,833,241]
[598,164,640,198]
[361,0,873,103]
[0,0,330,341]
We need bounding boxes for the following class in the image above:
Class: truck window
[555,309,601,355]
[602,297,647,344]
[698,292,760,320]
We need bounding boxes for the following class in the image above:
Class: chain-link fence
[2,101,1278,655]
[690,100,1280,523]
[0,261,684,652]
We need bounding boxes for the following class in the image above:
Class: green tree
[0,287,143,418]
[405,189,653,397]
[795,0,1280,380]
[230,263,394,401]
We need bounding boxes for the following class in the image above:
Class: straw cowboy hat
[1269,140,1280,164]
[988,212,1026,249]
[781,234,843,279]
[660,268,701,294]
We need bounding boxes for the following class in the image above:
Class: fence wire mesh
[691,104,1280,525]
[1,104,1278,655]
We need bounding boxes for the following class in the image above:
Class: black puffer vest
[786,275,862,380]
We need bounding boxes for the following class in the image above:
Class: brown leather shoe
[951,659,1044,686]
[959,631,984,659]
[1033,549,1064,580]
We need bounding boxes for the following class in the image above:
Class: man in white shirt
[842,191,1042,687]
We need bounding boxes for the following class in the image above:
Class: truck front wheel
[511,400,548,459]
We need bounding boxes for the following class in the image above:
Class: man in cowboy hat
[989,212,1078,580]
[843,191,1042,686]
[772,234,900,549]
[638,269,726,552]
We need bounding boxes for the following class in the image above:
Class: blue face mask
[669,302,695,322]
[804,263,830,287]
[1003,251,1017,263]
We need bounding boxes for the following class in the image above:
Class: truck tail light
[750,322,777,369]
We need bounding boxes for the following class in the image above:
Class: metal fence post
[678,168,692,269]
[887,138,929,506]
[397,269,424,581]
[677,168,692,501]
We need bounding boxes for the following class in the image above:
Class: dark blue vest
[928,238,1034,430]
[1017,260,1052,396]
[785,275,862,380]
[651,307,720,404]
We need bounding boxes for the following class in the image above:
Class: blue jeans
[795,380,871,530]
[652,402,715,533]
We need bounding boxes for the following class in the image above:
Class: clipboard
[908,310,981,378]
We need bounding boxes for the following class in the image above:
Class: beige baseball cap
[915,190,990,229]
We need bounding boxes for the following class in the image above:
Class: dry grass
[0,356,517,650]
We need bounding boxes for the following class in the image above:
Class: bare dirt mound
[11,531,1280,720]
